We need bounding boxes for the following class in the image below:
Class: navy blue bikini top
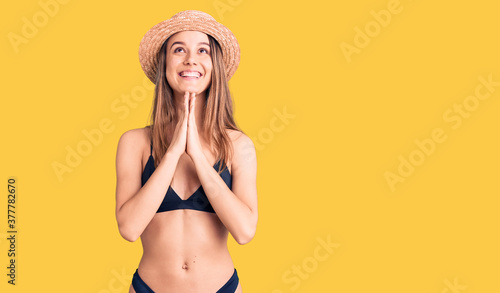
[141,142,232,213]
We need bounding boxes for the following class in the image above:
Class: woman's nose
[184,52,198,65]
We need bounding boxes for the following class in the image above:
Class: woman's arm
[192,132,258,245]
[114,129,181,242]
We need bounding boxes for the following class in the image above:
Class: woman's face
[165,31,213,96]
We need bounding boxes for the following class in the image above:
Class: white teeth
[180,72,200,77]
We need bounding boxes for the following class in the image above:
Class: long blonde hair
[147,34,242,173]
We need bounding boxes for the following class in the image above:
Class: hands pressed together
[168,91,205,160]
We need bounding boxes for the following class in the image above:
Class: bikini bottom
[132,268,239,293]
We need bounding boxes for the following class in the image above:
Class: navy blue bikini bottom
[132,268,239,293]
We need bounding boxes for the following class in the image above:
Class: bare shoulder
[227,128,253,148]
[116,127,151,167]
[117,127,150,150]
[226,128,250,143]
[226,129,256,165]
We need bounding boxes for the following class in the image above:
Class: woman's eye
[173,47,209,54]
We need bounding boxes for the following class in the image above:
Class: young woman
[114,10,258,293]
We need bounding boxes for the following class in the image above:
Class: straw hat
[139,10,240,83]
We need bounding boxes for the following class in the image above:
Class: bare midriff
[137,210,236,292]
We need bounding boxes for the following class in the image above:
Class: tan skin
[115,31,258,292]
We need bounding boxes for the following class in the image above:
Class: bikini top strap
[150,139,153,156]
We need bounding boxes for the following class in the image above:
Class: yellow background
[1,0,499,292]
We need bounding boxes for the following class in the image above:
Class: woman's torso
[135,127,236,292]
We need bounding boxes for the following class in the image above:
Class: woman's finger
[184,91,189,121]
[188,93,196,124]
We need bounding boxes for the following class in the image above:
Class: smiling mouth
[179,71,202,78]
